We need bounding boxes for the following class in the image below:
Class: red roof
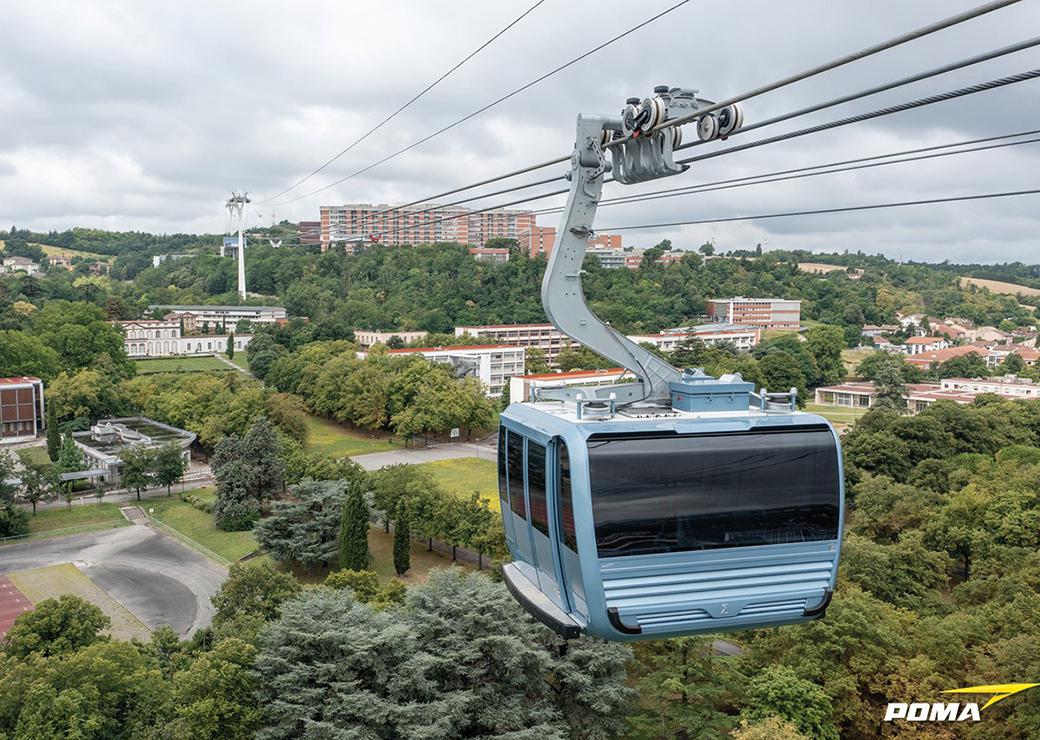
[906,336,944,344]
[385,344,518,354]
[0,376,41,385]
[906,345,990,366]
[457,323,556,330]
[521,368,626,381]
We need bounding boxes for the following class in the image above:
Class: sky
[1,0,1039,263]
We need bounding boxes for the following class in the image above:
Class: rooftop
[385,344,520,354]
[73,417,195,459]
[0,376,42,385]
[150,304,286,312]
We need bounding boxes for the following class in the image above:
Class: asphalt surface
[0,524,226,637]
[353,442,496,470]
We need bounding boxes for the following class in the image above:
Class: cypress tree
[45,404,60,462]
[338,484,369,571]
[393,499,410,576]
[226,333,235,359]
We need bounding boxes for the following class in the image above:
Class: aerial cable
[530,131,1040,215]
[342,68,1040,241]
[259,0,547,204]
[598,188,1040,231]
[355,0,1024,216]
[271,0,696,205]
[441,36,1040,218]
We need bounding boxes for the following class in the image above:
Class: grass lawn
[16,445,50,468]
[134,356,235,374]
[419,457,500,513]
[9,563,150,640]
[147,491,258,563]
[36,244,110,261]
[228,352,250,371]
[27,503,129,535]
[805,403,869,425]
[368,525,474,584]
[304,414,399,458]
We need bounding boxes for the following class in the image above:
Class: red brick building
[519,225,623,258]
[0,377,45,444]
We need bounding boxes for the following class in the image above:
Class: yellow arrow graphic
[942,683,1040,710]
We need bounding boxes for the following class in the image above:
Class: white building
[115,319,253,358]
[939,375,1040,398]
[354,329,429,348]
[587,248,628,269]
[73,417,194,486]
[1,256,40,276]
[707,297,801,330]
[454,323,574,365]
[903,336,950,355]
[360,344,525,398]
[150,305,288,327]
[509,368,628,403]
[628,324,762,352]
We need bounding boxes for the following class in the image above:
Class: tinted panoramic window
[497,426,507,503]
[528,442,548,535]
[557,443,577,551]
[507,432,526,519]
[587,428,840,558]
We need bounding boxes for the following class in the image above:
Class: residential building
[706,297,801,329]
[114,319,253,358]
[509,368,628,403]
[152,254,193,268]
[0,377,45,444]
[87,261,109,275]
[298,221,322,245]
[354,329,429,348]
[468,247,510,263]
[454,323,574,365]
[48,254,73,269]
[150,305,288,328]
[904,344,993,369]
[940,375,1040,398]
[519,225,623,258]
[72,417,194,486]
[813,374,1040,415]
[628,323,762,352]
[1,256,40,276]
[588,248,629,269]
[359,344,525,398]
[319,203,536,250]
[904,336,950,355]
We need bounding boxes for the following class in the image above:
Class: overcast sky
[2,0,1039,262]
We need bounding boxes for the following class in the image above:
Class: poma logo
[884,683,1039,723]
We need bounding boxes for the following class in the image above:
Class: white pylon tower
[225,192,250,299]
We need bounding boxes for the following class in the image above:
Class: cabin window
[497,426,508,504]
[557,442,577,551]
[527,441,548,535]
[587,427,840,558]
[507,432,526,519]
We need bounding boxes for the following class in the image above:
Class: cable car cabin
[498,371,844,641]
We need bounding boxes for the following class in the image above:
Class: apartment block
[115,319,253,358]
[707,297,801,329]
[509,368,628,404]
[319,203,535,250]
[519,225,623,258]
[454,323,574,365]
[468,247,510,263]
[628,324,762,352]
[353,329,429,348]
[0,377,45,444]
[151,305,288,328]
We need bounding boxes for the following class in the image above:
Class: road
[353,441,496,470]
[0,522,226,637]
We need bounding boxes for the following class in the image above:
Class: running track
[0,575,31,636]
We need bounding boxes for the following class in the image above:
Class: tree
[393,499,410,576]
[45,403,60,461]
[154,443,187,496]
[255,480,348,567]
[19,465,50,515]
[1001,351,1026,374]
[165,638,261,740]
[47,368,128,421]
[872,358,908,412]
[699,241,715,255]
[118,445,156,500]
[0,329,62,381]
[805,324,846,385]
[57,432,84,474]
[324,569,406,607]
[225,333,234,359]
[758,350,807,405]
[211,562,300,641]
[0,451,16,505]
[4,594,109,658]
[525,346,550,374]
[254,570,632,739]
[740,664,838,739]
[338,481,370,570]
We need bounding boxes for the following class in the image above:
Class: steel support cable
[272,0,695,206]
[354,69,1040,241]
[598,188,1040,231]
[365,24,1038,220]
[677,69,1040,166]
[529,130,1040,215]
[259,0,547,204]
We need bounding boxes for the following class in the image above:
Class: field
[798,262,846,274]
[16,445,50,468]
[960,276,1040,297]
[304,415,399,458]
[367,526,474,583]
[805,402,869,425]
[841,348,874,375]
[229,352,251,371]
[8,563,150,640]
[134,356,235,374]
[27,503,129,535]
[147,489,258,563]
[419,457,500,513]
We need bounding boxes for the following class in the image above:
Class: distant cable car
[498,86,844,640]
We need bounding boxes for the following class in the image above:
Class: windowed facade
[587,427,840,558]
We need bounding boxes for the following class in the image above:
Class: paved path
[0,525,226,637]
[352,442,496,470]
[30,475,215,513]
[214,353,251,376]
